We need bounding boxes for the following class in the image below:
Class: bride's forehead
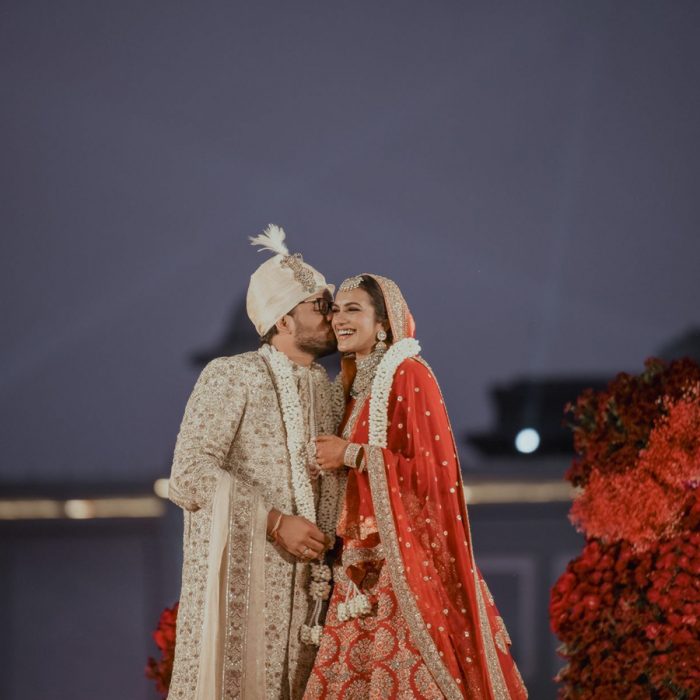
[334,288,372,305]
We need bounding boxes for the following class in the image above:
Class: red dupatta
[336,275,527,700]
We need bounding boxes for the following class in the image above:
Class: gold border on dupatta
[415,357,525,700]
[473,567,511,699]
[361,274,409,341]
[365,445,465,700]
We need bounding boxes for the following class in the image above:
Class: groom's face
[291,290,337,358]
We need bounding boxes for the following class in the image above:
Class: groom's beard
[295,325,338,359]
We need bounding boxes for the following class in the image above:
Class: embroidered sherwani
[168,349,342,700]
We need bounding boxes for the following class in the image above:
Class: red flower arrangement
[145,602,178,698]
[551,358,700,698]
[551,532,700,698]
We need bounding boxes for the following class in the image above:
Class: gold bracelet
[268,512,284,542]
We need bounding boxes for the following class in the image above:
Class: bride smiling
[304,274,527,699]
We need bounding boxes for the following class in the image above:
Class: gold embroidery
[305,566,444,699]
[280,253,317,293]
[222,476,255,698]
[473,571,511,699]
[494,616,512,655]
[342,396,368,441]
[341,544,386,573]
[365,445,464,700]
[481,577,496,605]
[359,274,411,342]
[169,352,342,700]
[414,356,525,698]
[343,442,364,470]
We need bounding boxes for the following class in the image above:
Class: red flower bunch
[569,468,683,551]
[564,357,700,549]
[550,532,700,699]
[565,358,700,487]
[145,602,179,698]
[638,384,700,493]
[569,378,700,550]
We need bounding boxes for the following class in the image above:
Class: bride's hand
[315,435,348,471]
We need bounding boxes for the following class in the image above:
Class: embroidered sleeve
[329,372,347,429]
[169,358,247,512]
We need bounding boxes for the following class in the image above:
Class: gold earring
[375,329,388,353]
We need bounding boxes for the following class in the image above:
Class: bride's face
[332,288,385,358]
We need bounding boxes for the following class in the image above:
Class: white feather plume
[249,224,289,256]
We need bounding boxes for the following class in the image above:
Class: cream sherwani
[168,348,342,700]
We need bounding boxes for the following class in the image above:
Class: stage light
[515,428,540,454]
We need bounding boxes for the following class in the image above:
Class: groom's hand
[275,515,329,561]
[315,435,348,470]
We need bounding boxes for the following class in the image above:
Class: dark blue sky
[2,1,699,483]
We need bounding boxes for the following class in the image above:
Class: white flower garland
[368,338,421,447]
[260,344,338,646]
[262,340,422,637]
[262,344,317,522]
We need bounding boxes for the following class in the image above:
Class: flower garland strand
[369,338,421,447]
[262,344,316,522]
[260,344,337,645]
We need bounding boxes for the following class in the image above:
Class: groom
[168,225,342,699]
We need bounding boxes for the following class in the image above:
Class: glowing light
[64,499,95,519]
[153,478,170,499]
[515,428,540,454]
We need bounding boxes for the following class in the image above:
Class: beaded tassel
[301,563,333,646]
[337,581,372,622]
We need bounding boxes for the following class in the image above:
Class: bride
[304,274,527,699]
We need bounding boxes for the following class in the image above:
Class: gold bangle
[268,512,284,542]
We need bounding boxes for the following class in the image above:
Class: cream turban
[246,224,335,336]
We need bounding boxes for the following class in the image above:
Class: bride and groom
[167,225,527,699]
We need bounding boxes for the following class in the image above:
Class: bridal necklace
[350,348,384,399]
[342,348,385,442]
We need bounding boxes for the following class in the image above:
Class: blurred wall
[2,0,700,485]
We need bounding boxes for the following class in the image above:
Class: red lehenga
[305,275,528,700]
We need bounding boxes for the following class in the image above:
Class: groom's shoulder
[199,351,264,379]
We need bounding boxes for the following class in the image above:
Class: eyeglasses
[298,298,334,315]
